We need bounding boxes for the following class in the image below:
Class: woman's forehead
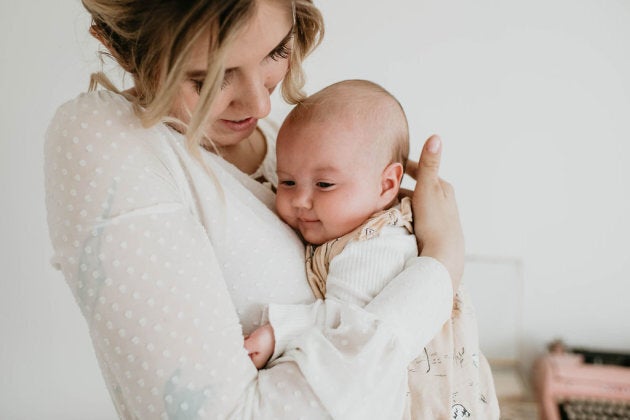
[182,0,292,74]
[224,0,293,66]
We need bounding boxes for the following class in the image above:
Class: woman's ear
[379,162,404,206]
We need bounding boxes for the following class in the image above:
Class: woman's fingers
[415,135,442,183]
[404,135,441,182]
[439,178,454,197]
[411,135,464,291]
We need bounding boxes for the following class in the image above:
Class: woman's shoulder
[44,90,178,184]
[48,90,137,133]
[45,90,168,153]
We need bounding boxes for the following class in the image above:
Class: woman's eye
[268,40,292,62]
[191,79,204,94]
[217,69,235,90]
[221,73,232,90]
[316,182,334,189]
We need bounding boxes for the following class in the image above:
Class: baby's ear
[379,162,404,205]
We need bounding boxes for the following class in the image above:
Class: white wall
[2,0,629,417]
[300,0,630,371]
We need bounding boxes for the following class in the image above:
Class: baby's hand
[243,324,275,369]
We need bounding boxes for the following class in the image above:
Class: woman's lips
[220,117,257,132]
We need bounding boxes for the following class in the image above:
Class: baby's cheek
[275,196,292,224]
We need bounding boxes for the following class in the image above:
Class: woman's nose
[238,73,271,119]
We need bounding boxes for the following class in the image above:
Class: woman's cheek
[268,60,290,90]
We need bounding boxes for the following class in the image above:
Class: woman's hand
[411,135,464,291]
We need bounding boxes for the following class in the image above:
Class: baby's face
[275,118,387,245]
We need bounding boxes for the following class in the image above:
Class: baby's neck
[309,198,402,247]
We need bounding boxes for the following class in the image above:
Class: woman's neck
[216,127,267,175]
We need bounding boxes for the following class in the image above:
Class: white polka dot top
[44,90,452,419]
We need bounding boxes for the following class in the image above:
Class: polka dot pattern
[44,90,451,418]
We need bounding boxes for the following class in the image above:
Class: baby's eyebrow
[313,165,342,174]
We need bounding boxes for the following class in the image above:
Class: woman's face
[171,0,293,147]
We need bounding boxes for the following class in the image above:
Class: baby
[245,79,499,418]
[245,79,418,364]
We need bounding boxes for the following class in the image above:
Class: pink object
[532,352,630,420]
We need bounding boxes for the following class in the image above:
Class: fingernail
[428,136,441,153]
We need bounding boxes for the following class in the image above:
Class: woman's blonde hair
[84,0,323,151]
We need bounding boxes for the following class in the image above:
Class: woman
[45,0,468,418]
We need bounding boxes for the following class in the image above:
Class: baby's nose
[292,188,312,209]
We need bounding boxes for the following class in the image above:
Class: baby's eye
[279,180,295,187]
[316,182,335,189]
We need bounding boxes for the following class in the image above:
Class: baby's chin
[300,230,343,246]
[301,235,325,246]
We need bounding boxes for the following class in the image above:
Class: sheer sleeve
[45,92,451,419]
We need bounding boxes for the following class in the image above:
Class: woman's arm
[45,96,325,418]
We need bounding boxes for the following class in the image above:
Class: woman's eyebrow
[224,27,294,73]
[187,28,294,76]
[274,27,294,51]
[185,70,207,79]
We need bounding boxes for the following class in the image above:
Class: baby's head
[275,79,409,245]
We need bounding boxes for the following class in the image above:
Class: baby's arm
[243,324,275,369]
[268,227,448,363]
[266,228,434,364]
